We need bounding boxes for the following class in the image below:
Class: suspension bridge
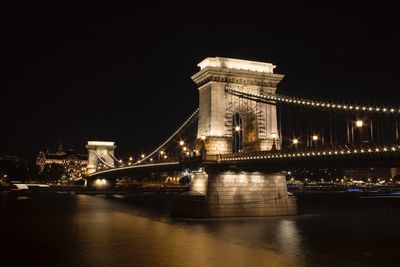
[84,57,400,217]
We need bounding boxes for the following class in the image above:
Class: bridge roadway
[87,143,400,178]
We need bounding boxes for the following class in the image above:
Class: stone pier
[172,170,297,218]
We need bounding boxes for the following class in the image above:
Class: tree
[41,163,65,182]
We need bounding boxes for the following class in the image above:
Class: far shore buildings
[36,143,88,180]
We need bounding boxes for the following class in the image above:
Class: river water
[1,192,400,267]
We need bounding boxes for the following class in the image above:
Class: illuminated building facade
[36,143,88,180]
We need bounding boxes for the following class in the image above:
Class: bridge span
[85,57,400,218]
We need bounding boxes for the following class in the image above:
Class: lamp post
[271,132,277,150]
[234,126,242,152]
[292,138,299,150]
[354,120,364,143]
[159,150,164,161]
[312,135,318,149]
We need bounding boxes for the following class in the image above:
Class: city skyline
[2,2,400,160]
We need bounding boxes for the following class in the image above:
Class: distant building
[36,142,88,180]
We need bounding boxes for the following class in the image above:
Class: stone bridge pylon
[191,57,284,155]
[86,141,116,174]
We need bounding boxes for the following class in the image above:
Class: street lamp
[159,150,164,160]
[312,135,318,149]
[179,140,184,146]
[233,126,242,152]
[355,120,364,143]
[292,138,299,150]
[271,132,277,150]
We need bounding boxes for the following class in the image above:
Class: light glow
[355,120,363,127]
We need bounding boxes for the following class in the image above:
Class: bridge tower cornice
[191,67,284,88]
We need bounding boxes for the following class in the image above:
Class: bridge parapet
[219,143,400,166]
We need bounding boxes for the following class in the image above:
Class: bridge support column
[173,170,297,217]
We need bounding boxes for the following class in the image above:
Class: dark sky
[1,1,400,161]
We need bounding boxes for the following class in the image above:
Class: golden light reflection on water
[277,219,305,266]
[71,195,299,267]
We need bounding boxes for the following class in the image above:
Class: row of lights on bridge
[222,144,400,161]
[115,120,366,166]
[227,88,400,114]
[122,140,200,165]
[127,109,200,166]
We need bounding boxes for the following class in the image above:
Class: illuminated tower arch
[191,57,284,155]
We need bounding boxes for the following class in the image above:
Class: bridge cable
[93,150,114,168]
[133,108,199,165]
[108,152,125,167]
[225,87,400,115]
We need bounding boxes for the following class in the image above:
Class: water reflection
[277,219,304,266]
[2,193,400,267]
[72,195,290,266]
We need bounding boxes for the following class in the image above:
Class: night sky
[1,1,400,161]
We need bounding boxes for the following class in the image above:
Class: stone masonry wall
[206,171,297,217]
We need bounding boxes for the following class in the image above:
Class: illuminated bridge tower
[191,57,284,155]
[172,57,298,218]
[86,141,116,174]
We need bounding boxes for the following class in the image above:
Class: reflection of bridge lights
[355,120,363,127]
[235,126,241,132]
[312,135,318,141]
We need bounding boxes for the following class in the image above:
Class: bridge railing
[219,142,400,162]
